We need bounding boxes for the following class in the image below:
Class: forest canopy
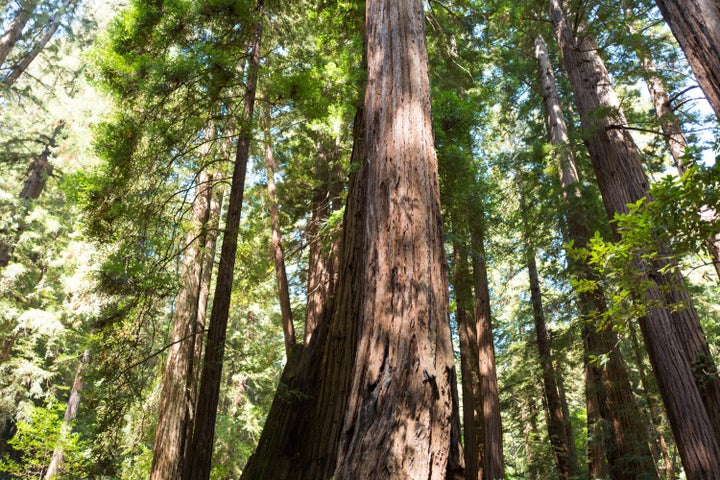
[1,0,719,479]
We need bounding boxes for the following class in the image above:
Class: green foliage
[0,403,87,479]
[570,163,720,331]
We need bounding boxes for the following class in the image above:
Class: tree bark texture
[0,0,38,66]
[239,112,368,480]
[549,0,720,476]
[652,0,720,120]
[3,0,78,87]
[241,1,464,477]
[44,350,89,479]
[333,1,462,476]
[263,135,296,356]
[183,3,263,478]
[470,227,504,480]
[150,168,219,480]
[535,34,657,480]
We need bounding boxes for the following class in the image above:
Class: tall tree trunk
[627,322,676,480]
[548,0,720,476]
[240,1,464,477]
[333,1,462,475]
[305,146,332,344]
[470,226,504,480]
[517,172,577,479]
[263,133,296,356]
[535,34,657,479]
[554,362,580,476]
[183,2,264,478]
[0,0,38,66]
[622,3,720,280]
[150,166,219,480]
[183,176,222,466]
[520,398,540,480]
[305,136,343,344]
[526,250,576,479]
[0,121,64,268]
[652,0,720,120]
[44,350,89,479]
[2,0,77,87]
[453,245,481,480]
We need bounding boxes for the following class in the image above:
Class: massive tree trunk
[470,226,504,480]
[44,350,89,479]
[652,0,720,120]
[534,35,657,479]
[263,133,296,356]
[2,0,78,87]
[150,166,220,480]
[333,1,462,475]
[241,1,464,477]
[183,3,263,478]
[0,0,38,66]
[549,0,720,476]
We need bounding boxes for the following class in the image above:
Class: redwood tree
[548,0,720,476]
[534,35,657,479]
[240,0,464,477]
[652,0,720,120]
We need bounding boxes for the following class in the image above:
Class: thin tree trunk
[263,133,296,356]
[0,122,64,268]
[182,176,223,466]
[470,226,504,480]
[628,322,676,480]
[453,244,481,480]
[652,0,720,120]
[183,2,263,478]
[526,250,575,479]
[520,398,539,480]
[517,172,576,479]
[554,363,581,476]
[304,136,343,344]
[584,349,610,479]
[535,34,657,479]
[150,166,218,480]
[3,0,77,87]
[548,0,720,475]
[0,0,38,66]
[44,350,89,479]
